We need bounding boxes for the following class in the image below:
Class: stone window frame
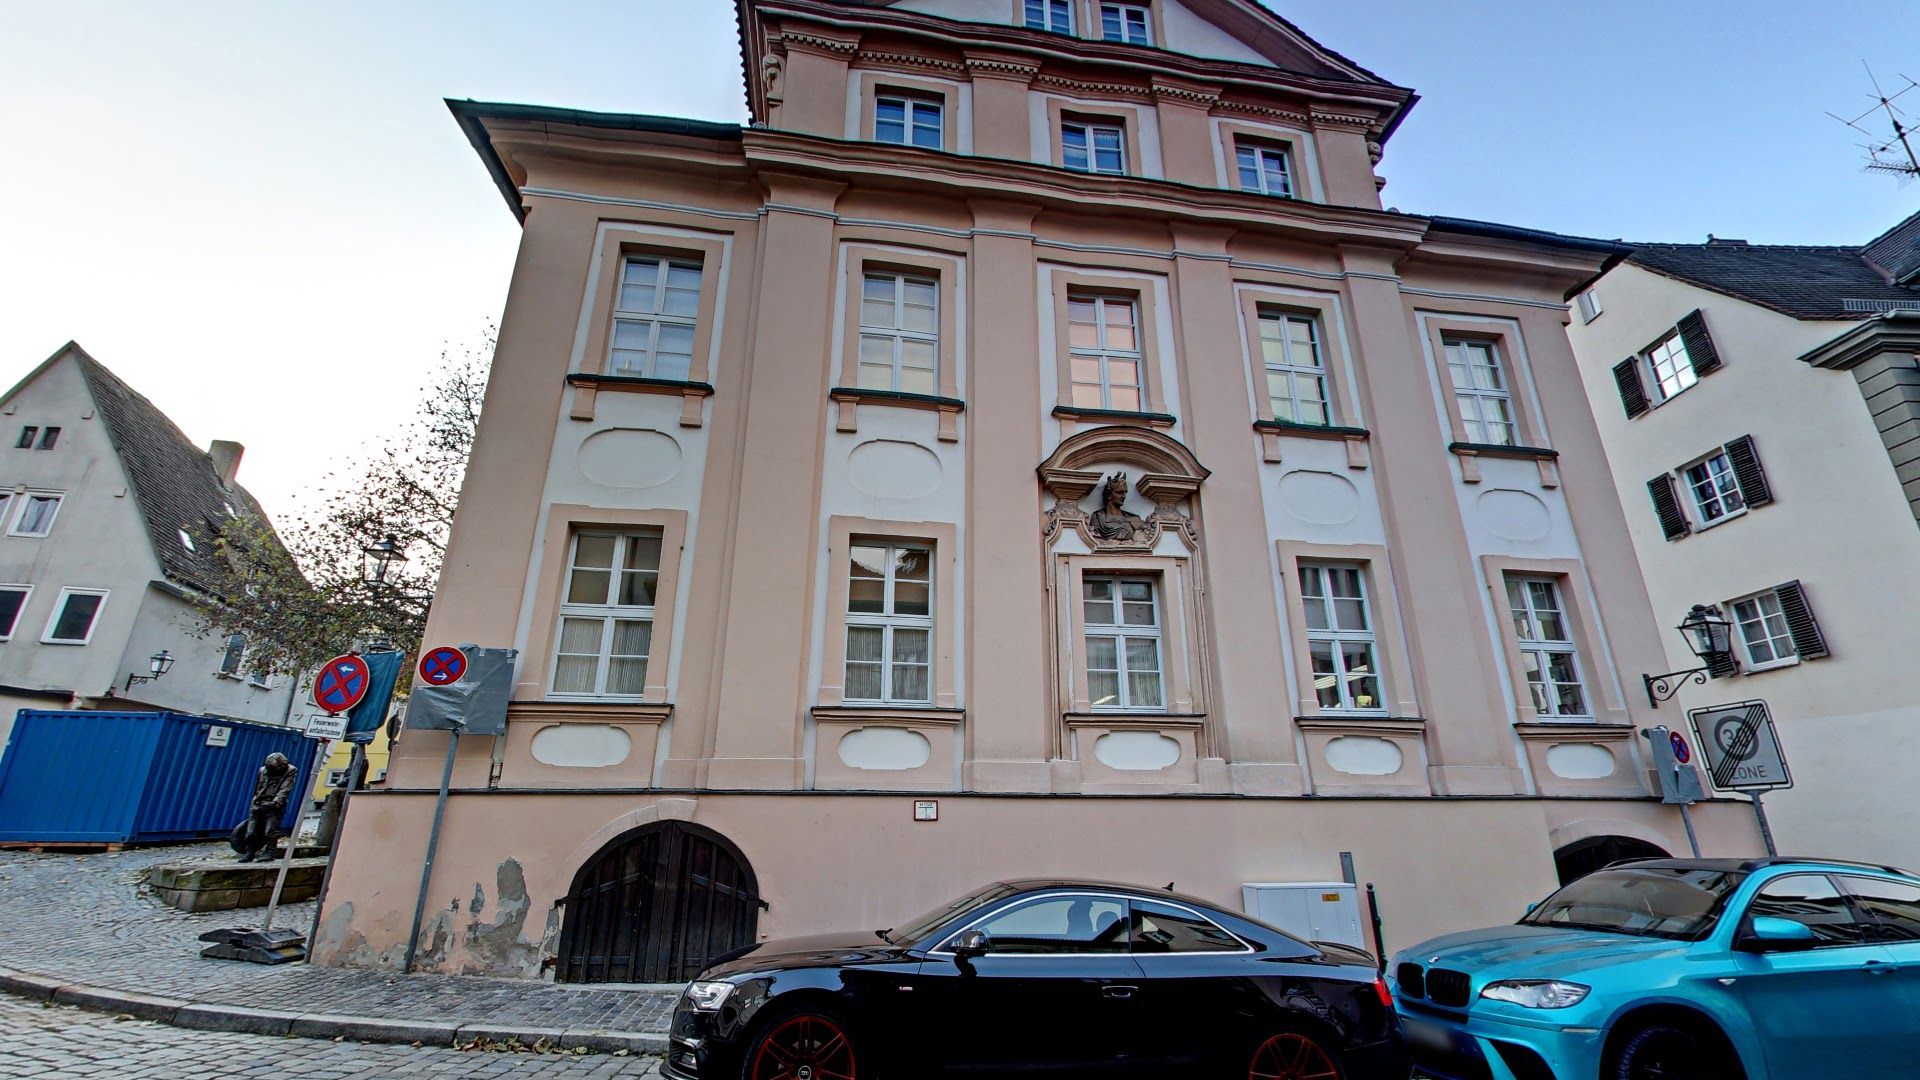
[1044,98,1148,177]
[1235,286,1370,465]
[1052,552,1202,719]
[572,230,729,428]
[1212,120,1323,203]
[520,505,688,705]
[831,243,965,441]
[1274,542,1418,719]
[1420,314,1558,486]
[817,516,960,713]
[1480,556,1628,727]
[854,72,962,152]
[1048,268,1173,428]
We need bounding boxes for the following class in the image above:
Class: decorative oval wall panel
[1477,488,1552,542]
[836,726,933,771]
[530,724,632,769]
[1546,743,1617,780]
[1278,470,1361,526]
[847,440,943,500]
[577,428,683,489]
[1323,736,1404,776]
[1093,731,1182,772]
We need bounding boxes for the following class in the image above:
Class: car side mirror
[1740,916,1818,952]
[950,929,990,958]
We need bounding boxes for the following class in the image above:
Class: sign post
[1641,726,1704,857]
[1689,700,1792,857]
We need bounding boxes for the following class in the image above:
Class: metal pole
[1677,803,1703,858]
[262,737,329,933]
[1365,883,1386,973]
[403,731,459,974]
[304,742,365,960]
[1751,791,1779,856]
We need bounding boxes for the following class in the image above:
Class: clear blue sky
[1,0,1915,517]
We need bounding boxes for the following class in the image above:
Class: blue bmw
[1392,857,1920,1079]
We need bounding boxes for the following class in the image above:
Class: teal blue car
[1391,857,1920,1079]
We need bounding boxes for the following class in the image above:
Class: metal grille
[1427,968,1472,1008]
[556,821,762,984]
[1396,962,1426,1000]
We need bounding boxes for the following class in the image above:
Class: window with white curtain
[845,542,932,704]
[1444,338,1516,446]
[1259,309,1329,425]
[1300,564,1382,712]
[857,272,939,394]
[1083,576,1164,711]
[552,531,662,697]
[608,257,702,381]
[1068,294,1144,411]
[1506,577,1589,719]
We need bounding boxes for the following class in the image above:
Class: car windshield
[885,883,1021,945]
[1522,867,1746,941]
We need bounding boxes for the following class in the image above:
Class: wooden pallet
[0,841,127,853]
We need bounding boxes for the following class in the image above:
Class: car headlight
[1479,980,1591,1009]
[683,980,736,1012]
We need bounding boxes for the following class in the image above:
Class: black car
[662,879,1407,1079]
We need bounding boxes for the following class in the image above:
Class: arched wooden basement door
[1553,835,1670,887]
[556,821,762,984]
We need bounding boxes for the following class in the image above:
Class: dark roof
[68,345,279,594]
[1627,240,1919,320]
[1614,857,1913,876]
[1864,210,1920,285]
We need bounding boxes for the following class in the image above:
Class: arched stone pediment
[1038,426,1208,553]
[1037,425,1210,482]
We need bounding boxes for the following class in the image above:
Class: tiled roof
[1864,211,1920,286]
[1627,240,1919,320]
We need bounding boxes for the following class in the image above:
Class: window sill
[1448,441,1560,487]
[1064,711,1204,728]
[512,699,673,724]
[1694,508,1748,532]
[565,372,713,428]
[829,387,965,442]
[812,704,965,726]
[1741,657,1800,675]
[1295,714,1425,736]
[1254,419,1370,467]
[1052,405,1176,431]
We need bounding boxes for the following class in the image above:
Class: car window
[968,895,1130,954]
[892,883,1018,944]
[1840,876,1920,943]
[1747,874,1865,946]
[1130,898,1243,954]
[1523,867,1744,940]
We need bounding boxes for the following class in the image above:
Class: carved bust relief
[1086,472,1148,543]
[1037,427,1210,554]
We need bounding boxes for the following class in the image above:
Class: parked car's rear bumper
[1399,1005,1602,1080]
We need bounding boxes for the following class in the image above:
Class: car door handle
[1103,985,1139,999]
[1865,961,1895,976]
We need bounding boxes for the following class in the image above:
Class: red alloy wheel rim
[1249,1032,1340,1080]
[749,1015,857,1080]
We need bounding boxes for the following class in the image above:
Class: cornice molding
[776,30,860,57]
[858,49,967,77]
[964,55,1040,80]
[1801,312,1920,370]
[1033,73,1156,103]
[1215,100,1313,128]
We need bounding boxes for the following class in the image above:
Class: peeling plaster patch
[459,858,540,978]
[471,882,487,918]
[312,901,407,971]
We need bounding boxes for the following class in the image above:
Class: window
[608,256,702,381]
[1731,592,1796,667]
[844,542,933,704]
[857,272,939,395]
[1644,331,1698,402]
[15,426,37,449]
[0,585,29,640]
[1576,289,1603,323]
[875,94,942,150]
[1684,452,1746,524]
[1129,899,1245,954]
[1506,577,1588,719]
[9,492,62,537]
[37,427,59,450]
[1062,120,1126,175]
[1841,876,1920,943]
[1301,565,1382,713]
[42,588,107,645]
[552,531,661,697]
[1747,875,1865,946]
[1444,339,1515,446]
[1083,576,1163,711]
[1099,2,1153,44]
[1236,142,1294,198]
[1259,309,1329,425]
[1023,0,1072,33]
[962,894,1130,954]
[218,633,246,676]
[1067,295,1144,411]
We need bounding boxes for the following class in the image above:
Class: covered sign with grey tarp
[403,645,516,736]
[1688,700,1792,792]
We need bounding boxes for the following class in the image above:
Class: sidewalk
[0,844,677,1055]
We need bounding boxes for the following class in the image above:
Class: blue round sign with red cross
[417,645,468,687]
[313,653,370,715]
[1670,730,1693,765]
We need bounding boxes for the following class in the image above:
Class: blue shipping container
[0,711,316,844]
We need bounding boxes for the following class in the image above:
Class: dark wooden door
[557,822,761,984]
[1553,835,1669,886]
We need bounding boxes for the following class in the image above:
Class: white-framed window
[551,531,662,697]
[1068,294,1144,411]
[218,633,246,676]
[1300,564,1382,713]
[0,584,30,641]
[875,94,943,150]
[1506,577,1589,719]
[1684,451,1746,525]
[1100,2,1153,44]
[1645,331,1698,402]
[1259,309,1329,425]
[1062,120,1126,175]
[9,491,63,537]
[608,256,702,381]
[857,272,939,395]
[1732,591,1798,668]
[1235,142,1294,198]
[844,542,933,704]
[1083,576,1164,712]
[42,587,107,645]
[1576,289,1603,323]
[1024,0,1073,33]
[1444,338,1516,446]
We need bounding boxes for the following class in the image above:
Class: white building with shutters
[1565,218,1920,867]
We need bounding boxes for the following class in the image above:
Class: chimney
[1705,235,1749,247]
[208,440,244,488]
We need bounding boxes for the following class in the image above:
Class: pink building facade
[315,0,1762,980]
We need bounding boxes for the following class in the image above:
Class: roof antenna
[1828,61,1920,185]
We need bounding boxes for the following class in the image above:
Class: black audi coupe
[661,879,1407,1080]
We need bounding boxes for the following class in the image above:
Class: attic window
[179,529,196,552]
[15,426,37,449]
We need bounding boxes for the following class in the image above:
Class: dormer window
[1099,3,1153,46]
[1235,141,1294,199]
[1062,120,1127,175]
[1024,0,1073,34]
[875,93,943,151]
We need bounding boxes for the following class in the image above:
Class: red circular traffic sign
[313,654,371,715]
[418,645,469,687]
[1670,730,1693,765]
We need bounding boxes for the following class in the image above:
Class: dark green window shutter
[1774,580,1829,659]
[1647,474,1691,540]
[1613,358,1650,419]
[1677,309,1723,376]
[1723,435,1774,507]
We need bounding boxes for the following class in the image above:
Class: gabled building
[1566,213,1920,867]
[0,343,298,755]
[316,0,1763,981]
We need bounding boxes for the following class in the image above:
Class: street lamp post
[1642,604,1738,709]
[123,649,176,692]
[361,534,408,591]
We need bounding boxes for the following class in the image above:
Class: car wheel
[1248,1030,1343,1080]
[1610,1021,1738,1080]
[742,1008,860,1080]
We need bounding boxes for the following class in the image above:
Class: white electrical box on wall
[1241,882,1364,949]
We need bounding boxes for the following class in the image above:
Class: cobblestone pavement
[0,996,664,1077]
[0,844,676,1039]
